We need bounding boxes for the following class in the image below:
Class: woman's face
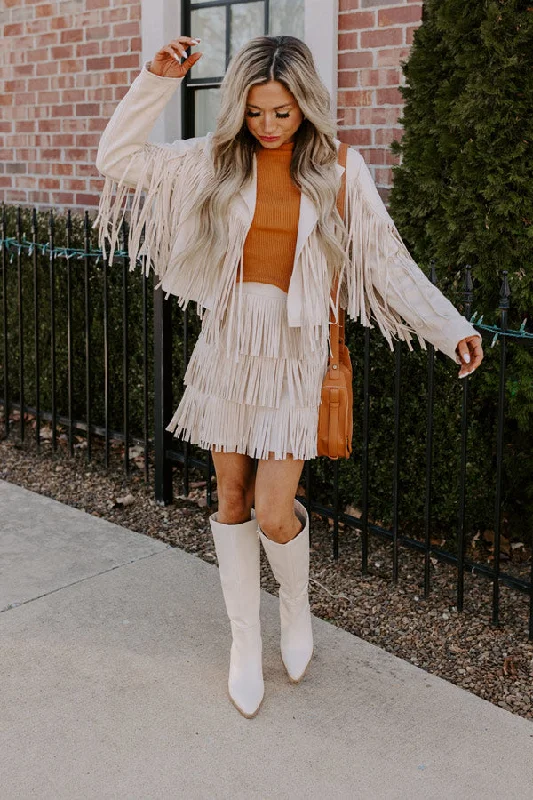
[244,80,304,148]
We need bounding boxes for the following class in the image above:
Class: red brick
[39,119,61,132]
[375,127,403,145]
[378,6,422,27]
[14,64,35,77]
[114,54,140,69]
[339,11,374,30]
[16,121,36,132]
[86,0,109,9]
[66,149,90,161]
[113,22,138,37]
[130,37,142,51]
[59,60,79,74]
[361,28,403,48]
[32,47,50,62]
[339,0,359,9]
[339,71,359,88]
[377,47,411,67]
[102,39,126,55]
[76,42,100,57]
[102,71,128,85]
[39,178,60,190]
[86,56,112,71]
[62,89,86,103]
[36,4,54,18]
[337,108,358,127]
[26,19,49,34]
[40,149,61,160]
[50,192,75,204]
[63,179,87,191]
[4,79,27,93]
[376,87,403,105]
[88,87,115,101]
[37,61,59,76]
[338,51,373,70]
[359,107,401,125]
[4,23,24,37]
[359,67,401,87]
[88,117,108,132]
[76,103,100,116]
[406,25,422,46]
[51,16,72,31]
[101,7,129,23]
[85,25,110,41]
[51,163,74,175]
[52,45,75,61]
[338,90,373,108]
[37,32,60,47]
[0,95,14,106]
[51,104,73,117]
[75,133,100,147]
[338,32,358,51]
[75,193,100,205]
[28,78,50,91]
[60,29,84,44]
[38,90,61,104]
[339,128,372,146]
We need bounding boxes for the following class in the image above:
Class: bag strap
[329,142,348,365]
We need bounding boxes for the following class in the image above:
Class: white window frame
[140,0,338,142]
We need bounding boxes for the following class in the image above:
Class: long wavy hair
[182,35,348,279]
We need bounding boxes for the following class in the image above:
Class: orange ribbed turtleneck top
[239,140,301,293]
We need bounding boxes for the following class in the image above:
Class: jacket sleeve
[342,146,480,364]
[95,60,206,188]
[92,60,211,272]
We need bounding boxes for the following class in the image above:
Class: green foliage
[374,0,533,542]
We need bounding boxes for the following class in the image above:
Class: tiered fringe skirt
[166,282,330,460]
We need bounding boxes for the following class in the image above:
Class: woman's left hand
[456,335,483,378]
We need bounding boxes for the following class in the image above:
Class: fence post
[154,285,173,505]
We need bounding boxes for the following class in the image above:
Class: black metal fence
[1,204,532,639]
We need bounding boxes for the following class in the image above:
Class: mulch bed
[1,418,532,721]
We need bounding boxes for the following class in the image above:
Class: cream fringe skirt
[165,281,330,461]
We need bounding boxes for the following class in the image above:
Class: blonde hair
[183,35,348,282]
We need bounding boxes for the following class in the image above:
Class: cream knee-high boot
[258,498,313,683]
[209,509,264,718]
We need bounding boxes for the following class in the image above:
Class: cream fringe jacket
[93,61,478,364]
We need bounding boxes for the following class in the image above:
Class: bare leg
[211,447,257,523]
[254,452,305,543]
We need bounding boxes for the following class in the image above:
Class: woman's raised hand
[148,36,203,79]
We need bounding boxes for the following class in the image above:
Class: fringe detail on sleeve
[342,176,452,352]
[92,142,215,299]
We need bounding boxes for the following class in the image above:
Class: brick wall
[0,0,141,209]
[337,0,423,202]
[1,0,423,210]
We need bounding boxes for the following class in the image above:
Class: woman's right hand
[148,36,203,79]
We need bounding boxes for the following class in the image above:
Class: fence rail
[1,204,532,640]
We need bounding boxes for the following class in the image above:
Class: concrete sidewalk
[1,480,532,800]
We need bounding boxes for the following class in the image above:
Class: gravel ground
[1,420,532,721]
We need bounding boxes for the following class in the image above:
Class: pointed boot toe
[228,622,264,717]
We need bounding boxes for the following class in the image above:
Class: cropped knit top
[239,140,301,293]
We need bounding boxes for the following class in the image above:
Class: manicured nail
[463,353,470,363]
[193,38,201,43]
[172,53,181,62]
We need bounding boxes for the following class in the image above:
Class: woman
[94,35,483,719]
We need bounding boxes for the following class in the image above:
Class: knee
[255,507,300,544]
[216,481,254,524]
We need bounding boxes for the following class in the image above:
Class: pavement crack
[1,546,172,613]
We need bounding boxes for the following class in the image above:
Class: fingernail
[463,353,470,364]
[193,38,201,43]
[173,53,181,62]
